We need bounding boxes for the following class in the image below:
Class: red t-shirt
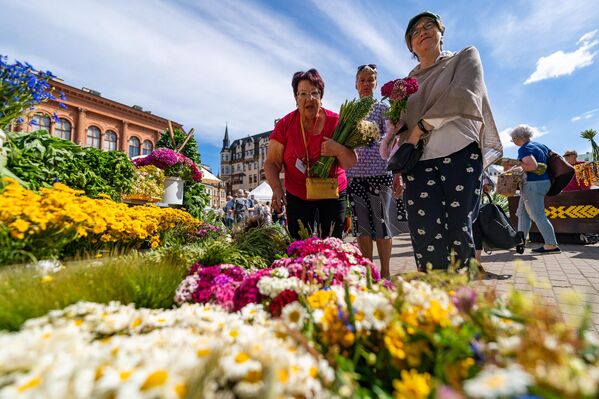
[269,108,347,200]
[563,161,591,192]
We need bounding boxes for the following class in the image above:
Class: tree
[580,129,598,162]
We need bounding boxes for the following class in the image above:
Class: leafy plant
[0,253,191,331]
[581,129,598,162]
[1,130,134,200]
[183,181,210,218]
[232,223,290,265]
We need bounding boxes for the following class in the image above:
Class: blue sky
[1,0,598,173]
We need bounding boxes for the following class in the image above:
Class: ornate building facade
[16,79,182,157]
[219,125,273,195]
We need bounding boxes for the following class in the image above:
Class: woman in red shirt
[265,69,357,239]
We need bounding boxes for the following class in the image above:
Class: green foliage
[183,181,210,218]
[232,223,290,265]
[197,239,269,269]
[581,129,598,162]
[2,130,135,200]
[156,128,201,165]
[0,253,191,331]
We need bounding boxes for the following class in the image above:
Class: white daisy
[281,302,306,331]
[463,364,532,399]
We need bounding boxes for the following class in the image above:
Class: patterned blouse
[346,101,389,177]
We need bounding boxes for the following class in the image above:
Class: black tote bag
[478,194,523,251]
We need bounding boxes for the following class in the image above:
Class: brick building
[17,79,182,157]
[219,125,274,195]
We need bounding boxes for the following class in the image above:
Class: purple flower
[451,287,477,313]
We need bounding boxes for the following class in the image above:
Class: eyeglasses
[357,64,377,72]
[296,90,321,100]
[409,20,436,38]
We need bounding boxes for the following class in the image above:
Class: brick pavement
[363,233,599,332]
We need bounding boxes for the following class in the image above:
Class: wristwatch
[417,119,432,134]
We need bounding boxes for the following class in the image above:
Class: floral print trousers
[403,142,483,271]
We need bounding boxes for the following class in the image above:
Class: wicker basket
[496,172,522,197]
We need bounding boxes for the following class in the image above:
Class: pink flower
[381,81,395,98]
[380,77,419,124]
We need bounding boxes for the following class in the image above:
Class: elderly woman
[346,64,408,279]
[386,11,503,271]
[510,125,560,253]
[264,69,357,239]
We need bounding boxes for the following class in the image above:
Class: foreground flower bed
[0,237,597,398]
[0,178,200,264]
[0,302,333,398]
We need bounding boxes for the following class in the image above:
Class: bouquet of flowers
[380,77,419,124]
[122,165,165,202]
[132,147,202,182]
[311,96,378,178]
[0,55,66,130]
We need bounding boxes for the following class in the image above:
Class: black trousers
[286,190,347,240]
[403,142,483,271]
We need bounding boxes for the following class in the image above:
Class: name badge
[295,158,306,174]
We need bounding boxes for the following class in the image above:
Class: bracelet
[417,119,432,134]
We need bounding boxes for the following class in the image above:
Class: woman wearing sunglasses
[346,64,408,279]
[386,11,503,272]
[264,69,357,239]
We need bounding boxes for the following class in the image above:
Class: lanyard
[299,111,320,174]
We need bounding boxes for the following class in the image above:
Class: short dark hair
[405,11,445,54]
[291,69,325,99]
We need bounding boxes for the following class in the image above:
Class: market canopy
[201,167,221,185]
[249,181,273,202]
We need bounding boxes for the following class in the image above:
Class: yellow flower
[392,369,432,399]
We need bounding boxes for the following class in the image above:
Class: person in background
[346,64,408,279]
[264,68,357,239]
[263,201,273,224]
[233,189,248,224]
[224,195,234,228]
[385,11,503,271]
[244,191,256,217]
[510,125,560,253]
[563,150,591,192]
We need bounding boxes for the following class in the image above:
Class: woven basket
[496,172,522,197]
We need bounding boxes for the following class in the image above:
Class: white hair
[510,124,534,141]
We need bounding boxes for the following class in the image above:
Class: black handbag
[546,150,575,196]
[478,193,524,251]
[387,140,425,174]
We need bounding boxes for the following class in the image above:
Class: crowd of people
[224,11,591,278]
[222,189,286,227]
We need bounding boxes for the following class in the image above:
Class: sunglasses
[357,64,377,72]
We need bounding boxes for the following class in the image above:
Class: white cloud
[571,108,598,122]
[482,0,599,63]
[524,30,598,84]
[0,0,360,147]
[499,124,549,149]
[310,0,413,76]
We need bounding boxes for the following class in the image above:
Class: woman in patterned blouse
[346,64,409,279]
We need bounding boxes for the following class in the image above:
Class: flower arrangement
[311,96,378,178]
[0,55,66,130]
[380,77,419,124]
[175,237,381,313]
[0,177,200,263]
[132,147,202,182]
[0,301,334,398]
[122,165,165,202]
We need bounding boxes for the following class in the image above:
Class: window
[30,114,51,132]
[104,130,117,151]
[87,126,101,148]
[55,118,71,140]
[142,140,153,155]
[225,165,229,173]
[128,137,140,157]
[237,164,240,172]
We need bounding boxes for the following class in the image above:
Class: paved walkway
[364,234,599,332]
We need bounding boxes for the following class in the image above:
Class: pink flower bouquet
[380,77,419,124]
[133,147,202,182]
